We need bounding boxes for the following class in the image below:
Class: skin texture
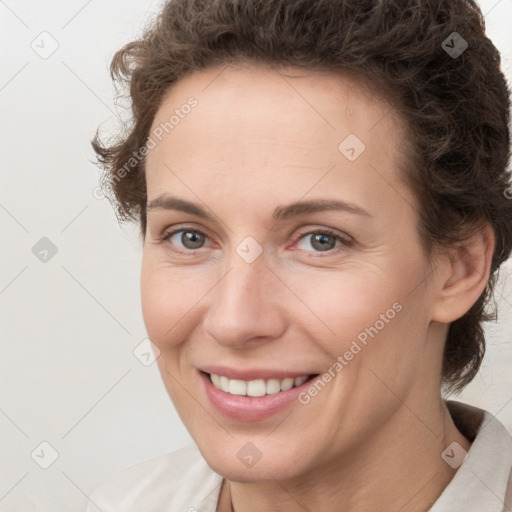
[140,62,494,512]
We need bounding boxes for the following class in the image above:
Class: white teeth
[211,374,221,388]
[280,377,294,391]
[294,376,308,387]
[247,379,266,397]
[266,378,281,394]
[219,375,230,393]
[209,373,311,396]
[228,379,247,396]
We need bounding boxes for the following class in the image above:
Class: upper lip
[199,365,317,381]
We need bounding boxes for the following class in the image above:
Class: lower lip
[200,371,318,421]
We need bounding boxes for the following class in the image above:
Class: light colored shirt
[85,400,512,512]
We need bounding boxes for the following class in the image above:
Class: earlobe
[431,224,495,324]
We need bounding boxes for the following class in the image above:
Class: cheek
[285,261,429,367]
[140,256,206,345]
[286,269,400,342]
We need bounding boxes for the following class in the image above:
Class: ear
[431,223,495,324]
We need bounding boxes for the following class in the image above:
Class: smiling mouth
[204,371,318,397]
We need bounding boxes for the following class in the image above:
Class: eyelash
[156,225,354,256]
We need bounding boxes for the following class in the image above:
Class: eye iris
[182,231,204,249]
[311,233,335,251]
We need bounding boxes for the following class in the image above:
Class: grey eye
[175,230,206,249]
[308,233,337,252]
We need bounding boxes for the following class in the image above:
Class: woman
[86,0,512,510]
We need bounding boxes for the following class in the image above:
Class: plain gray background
[0,1,511,510]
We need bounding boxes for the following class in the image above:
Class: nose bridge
[202,248,284,346]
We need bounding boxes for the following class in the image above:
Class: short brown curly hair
[92,0,512,394]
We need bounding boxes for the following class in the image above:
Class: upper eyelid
[162,224,212,239]
[160,224,347,239]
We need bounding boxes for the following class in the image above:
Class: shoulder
[85,444,223,512]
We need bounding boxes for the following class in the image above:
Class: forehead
[145,63,412,215]
[150,63,401,144]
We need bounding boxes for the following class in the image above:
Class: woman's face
[141,63,446,481]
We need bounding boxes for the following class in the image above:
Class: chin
[197,438,313,483]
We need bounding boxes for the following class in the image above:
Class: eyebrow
[146,195,372,222]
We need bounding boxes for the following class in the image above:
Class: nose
[201,252,287,349]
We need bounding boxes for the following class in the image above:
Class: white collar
[429,400,512,511]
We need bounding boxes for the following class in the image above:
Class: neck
[217,398,471,512]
